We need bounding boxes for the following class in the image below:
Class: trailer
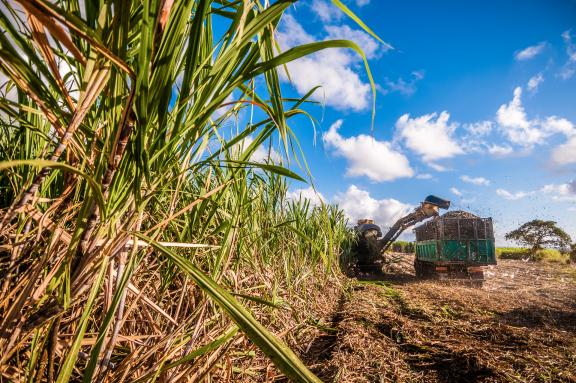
[413,211,497,286]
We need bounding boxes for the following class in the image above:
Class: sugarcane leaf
[131,233,321,383]
[0,160,106,219]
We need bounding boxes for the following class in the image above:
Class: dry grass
[297,256,576,382]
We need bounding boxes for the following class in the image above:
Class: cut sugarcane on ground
[295,255,576,382]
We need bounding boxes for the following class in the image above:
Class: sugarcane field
[1,1,576,382]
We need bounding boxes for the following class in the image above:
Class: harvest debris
[300,256,576,382]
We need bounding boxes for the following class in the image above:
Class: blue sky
[272,0,576,244]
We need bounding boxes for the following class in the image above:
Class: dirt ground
[299,255,576,383]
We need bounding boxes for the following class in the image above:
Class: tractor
[353,195,497,286]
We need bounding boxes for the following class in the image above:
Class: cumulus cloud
[542,116,576,137]
[277,14,387,111]
[461,175,490,186]
[494,87,576,161]
[543,117,576,166]
[496,189,531,200]
[387,87,574,164]
[495,88,576,148]
[496,87,544,147]
[559,30,576,80]
[334,185,413,228]
[515,42,546,61]
[395,111,464,162]
[551,136,576,165]
[286,186,326,206]
[527,73,544,93]
[450,187,463,197]
[323,120,414,182]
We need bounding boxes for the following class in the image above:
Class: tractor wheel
[356,229,381,273]
[414,259,424,279]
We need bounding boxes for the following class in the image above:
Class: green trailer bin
[413,211,496,284]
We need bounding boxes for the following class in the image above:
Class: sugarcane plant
[0,0,377,381]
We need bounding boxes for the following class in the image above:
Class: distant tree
[505,220,572,260]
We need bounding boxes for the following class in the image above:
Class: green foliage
[496,247,530,260]
[496,247,568,263]
[391,241,414,253]
[504,220,572,260]
[0,0,375,381]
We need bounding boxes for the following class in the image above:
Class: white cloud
[395,111,464,162]
[324,24,387,59]
[495,87,544,147]
[541,182,576,202]
[416,173,433,180]
[551,136,576,165]
[539,116,575,166]
[382,71,424,96]
[542,116,576,137]
[450,187,463,197]
[310,0,343,23]
[559,30,576,80]
[496,188,531,200]
[487,144,514,156]
[527,73,544,93]
[460,121,494,154]
[355,0,370,6]
[277,14,375,111]
[497,87,576,148]
[277,13,315,47]
[515,42,546,61]
[464,121,492,137]
[286,186,326,206]
[387,87,574,163]
[334,185,413,228]
[495,88,576,157]
[461,175,490,186]
[427,162,449,172]
[323,120,414,182]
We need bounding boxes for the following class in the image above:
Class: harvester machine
[354,195,496,286]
